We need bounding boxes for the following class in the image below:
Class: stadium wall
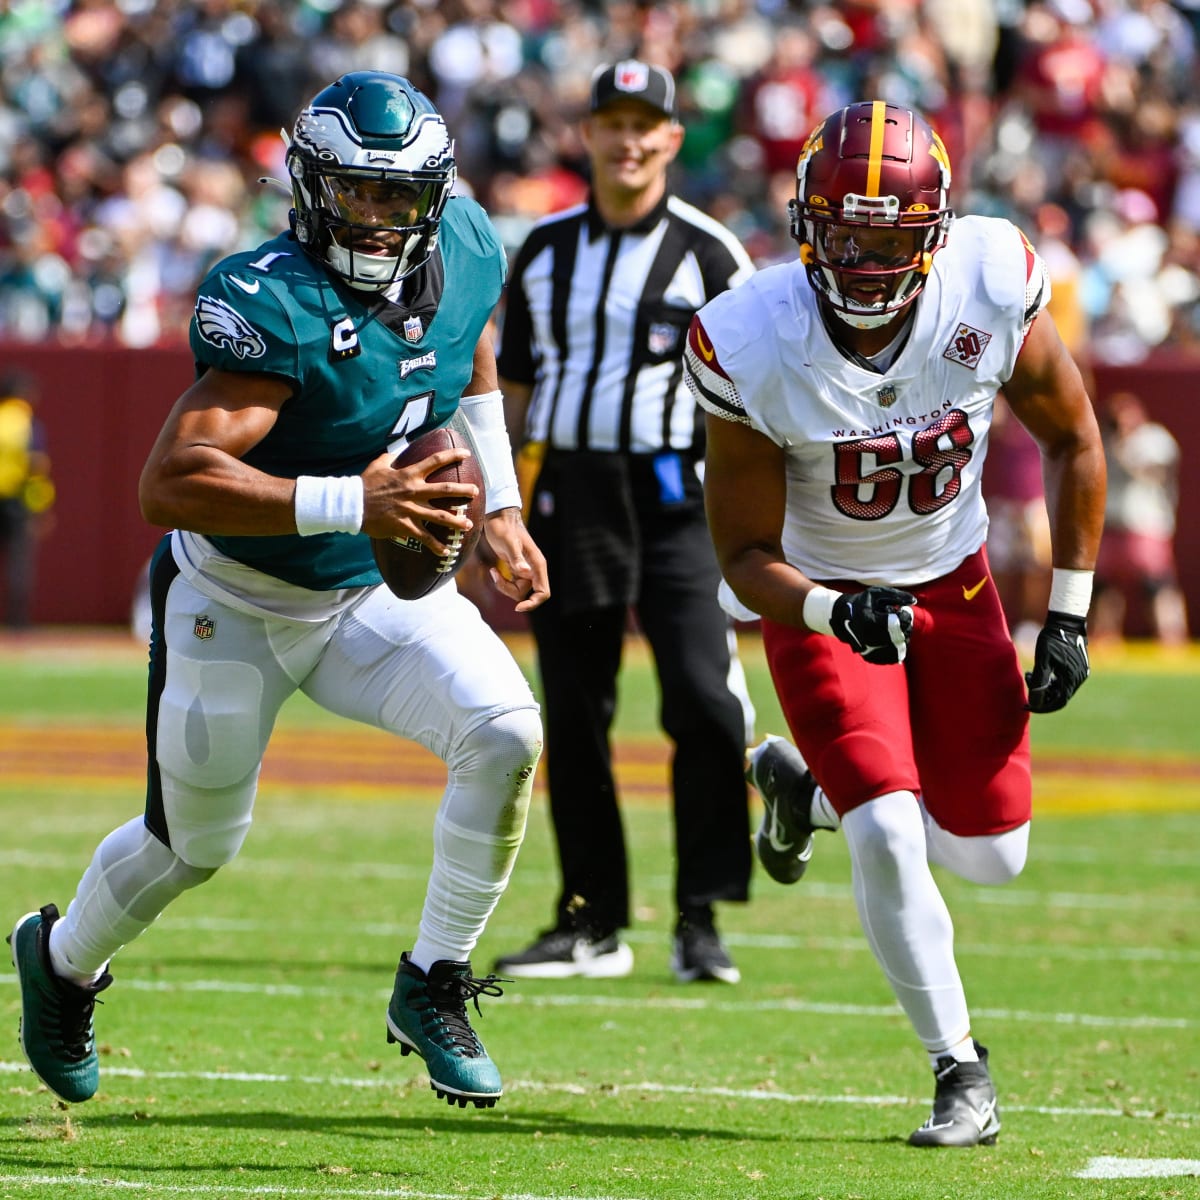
[0,344,1196,637]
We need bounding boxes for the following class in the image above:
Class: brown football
[371,425,485,600]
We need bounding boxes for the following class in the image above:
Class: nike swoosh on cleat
[962,576,987,601]
[971,1100,997,1132]
[763,803,794,852]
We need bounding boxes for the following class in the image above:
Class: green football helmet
[287,72,456,291]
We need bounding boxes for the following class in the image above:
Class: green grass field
[1,629,1198,1200]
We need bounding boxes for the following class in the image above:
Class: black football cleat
[746,735,817,883]
[909,1041,1001,1147]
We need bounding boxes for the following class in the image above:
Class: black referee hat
[589,60,676,118]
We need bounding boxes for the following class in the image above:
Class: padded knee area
[159,770,259,870]
[446,706,543,836]
[842,791,928,886]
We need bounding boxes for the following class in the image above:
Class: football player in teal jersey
[8,73,548,1112]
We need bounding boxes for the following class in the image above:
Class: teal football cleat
[8,904,112,1103]
[386,952,505,1108]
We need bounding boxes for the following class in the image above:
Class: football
[371,425,485,600]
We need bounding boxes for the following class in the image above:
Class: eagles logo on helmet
[788,101,953,330]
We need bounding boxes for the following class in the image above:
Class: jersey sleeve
[188,268,301,384]
[683,315,752,426]
[1016,225,1052,336]
[444,195,507,310]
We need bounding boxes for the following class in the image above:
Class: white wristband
[456,390,522,513]
[802,585,839,635]
[1048,568,1093,617]
[293,475,364,536]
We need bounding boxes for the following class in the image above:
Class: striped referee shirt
[496,192,754,454]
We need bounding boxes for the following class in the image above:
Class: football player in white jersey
[684,101,1106,1147]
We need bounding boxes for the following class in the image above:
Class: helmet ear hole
[787,197,803,242]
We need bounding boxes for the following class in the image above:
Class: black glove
[1025,611,1090,713]
[830,587,917,665]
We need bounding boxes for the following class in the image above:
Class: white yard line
[0,971,1193,1029]
[1,1060,1196,1124]
[2,971,1191,1029]
[0,1176,632,1200]
[1076,1157,1200,1178]
[24,913,1192,965]
[4,851,1200,913]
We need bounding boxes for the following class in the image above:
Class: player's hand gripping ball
[371,426,485,600]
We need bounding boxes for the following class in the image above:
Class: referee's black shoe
[746,735,816,883]
[670,908,740,984]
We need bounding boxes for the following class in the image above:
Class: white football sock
[928,1035,980,1069]
[841,791,971,1053]
[409,708,540,973]
[811,785,841,830]
[51,817,215,984]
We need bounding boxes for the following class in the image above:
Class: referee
[493,60,756,984]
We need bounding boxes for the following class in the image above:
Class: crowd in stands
[1,0,1199,361]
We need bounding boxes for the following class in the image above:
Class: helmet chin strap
[326,245,397,290]
[816,262,906,330]
[800,242,923,330]
[325,218,438,291]
[326,240,422,292]
[828,305,898,331]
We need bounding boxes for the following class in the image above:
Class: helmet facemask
[310,170,446,290]
[286,73,456,292]
[789,102,953,330]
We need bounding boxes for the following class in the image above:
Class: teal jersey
[187,196,505,590]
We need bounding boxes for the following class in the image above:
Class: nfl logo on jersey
[193,615,215,640]
[877,383,897,408]
[648,323,679,355]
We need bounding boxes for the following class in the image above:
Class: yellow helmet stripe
[866,99,887,196]
[929,129,952,183]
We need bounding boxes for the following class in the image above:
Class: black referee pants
[527,451,752,934]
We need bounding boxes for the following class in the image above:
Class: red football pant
[762,546,1031,837]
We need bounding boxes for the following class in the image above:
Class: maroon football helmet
[788,101,953,329]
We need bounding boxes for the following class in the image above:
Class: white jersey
[686,215,1049,589]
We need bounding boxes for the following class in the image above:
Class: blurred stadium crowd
[1,0,1199,361]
